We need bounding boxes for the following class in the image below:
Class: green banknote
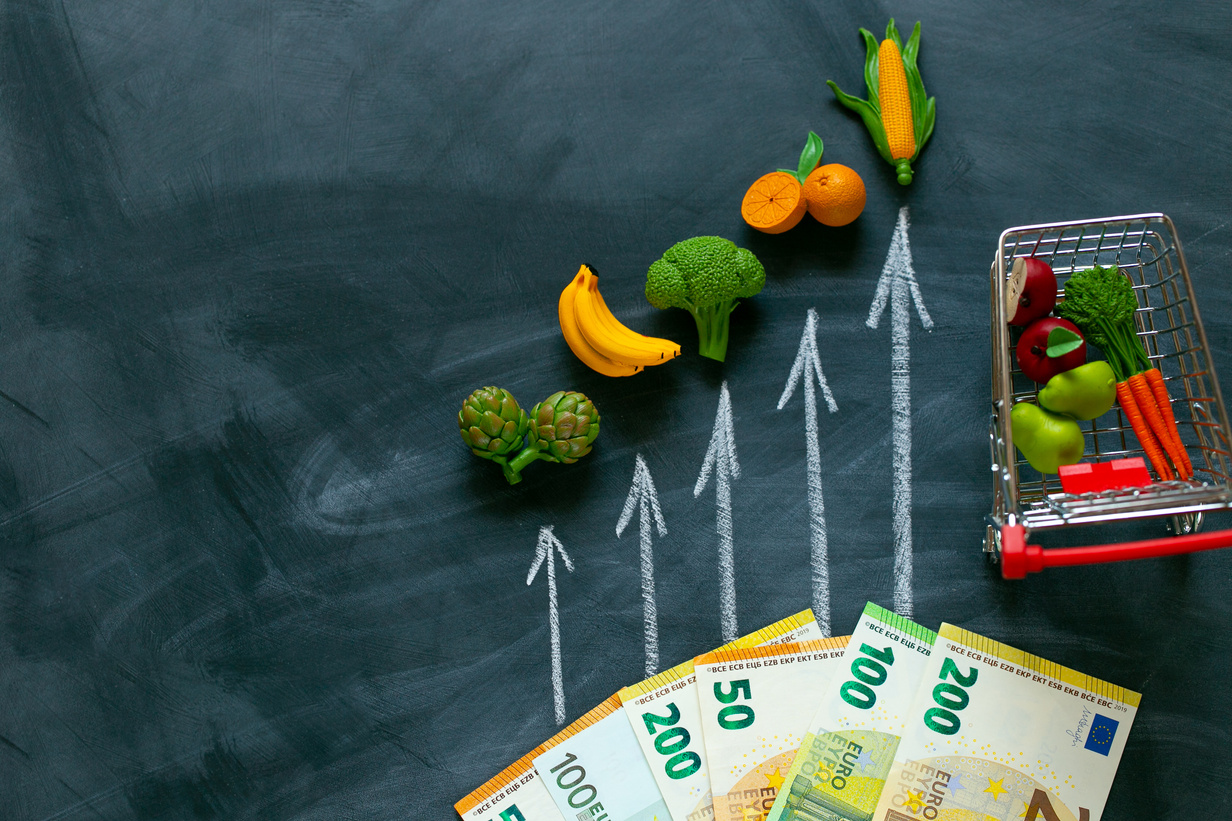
[868,624,1139,821]
[533,694,670,821]
[620,610,824,821]
[694,638,849,821]
[766,603,937,821]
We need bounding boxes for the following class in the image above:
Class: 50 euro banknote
[767,603,938,821]
[694,638,850,821]
[619,610,825,821]
[867,624,1139,821]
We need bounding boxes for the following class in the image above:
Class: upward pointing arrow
[617,454,667,677]
[777,307,838,635]
[867,206,933,619]
[695,381,740,643]
[527,525,574,725]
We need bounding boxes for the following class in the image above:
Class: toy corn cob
[827,19,935,186]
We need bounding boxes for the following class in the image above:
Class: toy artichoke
[458,387,528,458]
[458,387,599,484]
[528,391,599,463]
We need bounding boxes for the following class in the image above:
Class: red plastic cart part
[1057,458,1152,495]
[1000,524,1232,579]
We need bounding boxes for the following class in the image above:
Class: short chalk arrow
[777,307,838,635]
[867,206,933,619]
[617,454,667,676]
[695,381,740,643]
[527,525,575,724]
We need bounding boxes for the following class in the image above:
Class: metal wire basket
[987,213,1232,577]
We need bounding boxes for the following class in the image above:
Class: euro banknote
[766,602,938,821]
[619,609,824,821]
[533,693,670,821]
[867,623,1139,821]
[455,740,564,821]
[694,638,850,821]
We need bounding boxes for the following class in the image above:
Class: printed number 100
[640,703,702,780]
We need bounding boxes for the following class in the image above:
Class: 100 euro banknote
[694,638,850,821]
[533,694,670,821]
[767,603,938,821]
[619,610,824,821]
[868,623,1139,821]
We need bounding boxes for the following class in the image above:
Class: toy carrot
[1057,265,1192,481]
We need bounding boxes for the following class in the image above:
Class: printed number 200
[641,703,702,780]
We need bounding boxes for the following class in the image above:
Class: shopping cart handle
[1000,524,1232,579]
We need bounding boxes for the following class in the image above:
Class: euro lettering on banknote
[695,638,849,821]
[620,610,824,821]
[533,694,670,821]
[766,602,937,821]
[868,623,1139,821]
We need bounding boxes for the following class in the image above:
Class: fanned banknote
[533,694,670,821]
[767,603,937,821]
[695,638,850,821]
[867,623,1139,821]
[620,610,824,821]
[455,740,564,821]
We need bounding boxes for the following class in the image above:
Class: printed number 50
[714,679,754,730]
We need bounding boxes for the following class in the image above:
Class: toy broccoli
[645,236,765,362]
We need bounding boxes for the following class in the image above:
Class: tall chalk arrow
[777,307,839,635]
[695,381,741,643]
[527,525,575,725]
[616,454,667,677]
[867,206,933,619]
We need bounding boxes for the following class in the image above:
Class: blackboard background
[2,0,1231,818]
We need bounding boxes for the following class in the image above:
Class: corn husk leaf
[827,81,892,164]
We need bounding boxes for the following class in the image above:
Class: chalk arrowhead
[617,454,666,538]
[528,525,573,584]
[695,382,740,497]
[778,307,838,414]
[867,206,933,331]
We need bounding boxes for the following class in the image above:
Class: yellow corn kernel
[877,38,915,160]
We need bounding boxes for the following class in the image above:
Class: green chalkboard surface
[2,1,1231,818]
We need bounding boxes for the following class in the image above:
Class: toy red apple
[1016,317,1086,383]
[1006,257,1057,326]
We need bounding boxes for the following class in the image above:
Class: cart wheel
[984,524,1001,560]
[1170,512,1204,536]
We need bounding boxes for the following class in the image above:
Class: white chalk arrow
[617,454,667,677]
[777,307,839,635]
[695,381,741,643]
[527,525,575,725]
[867,206,933,619]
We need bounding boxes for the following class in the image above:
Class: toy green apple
[1038,361,1117,421]
[1010,402,1085,474]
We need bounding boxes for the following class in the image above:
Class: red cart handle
[1000,524,1232,579]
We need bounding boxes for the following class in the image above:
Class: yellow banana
[558,270,643,377]
[573,267,681,366]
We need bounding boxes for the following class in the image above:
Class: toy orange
[741,172,806,234]
[802,163,866,227]
[740,131,823,234]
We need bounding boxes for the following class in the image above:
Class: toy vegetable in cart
[1056,265,1193,480]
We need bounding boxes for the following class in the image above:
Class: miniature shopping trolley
[988,213,1232,578]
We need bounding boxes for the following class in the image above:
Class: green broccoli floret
[1055,264,1149,381]
[645,236,765,362]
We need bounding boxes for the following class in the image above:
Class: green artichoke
[458,387,528,459]
[528,391,600,463]
[458,387,599,484]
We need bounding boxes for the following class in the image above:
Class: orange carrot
[1116,381,1173,480]
[1144,368,1193,478]
[1129,373,1188,481]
